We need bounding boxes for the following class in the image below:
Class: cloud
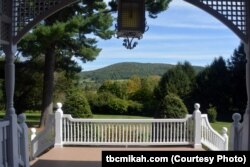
[146,0,228,30]
[143,33,236,41]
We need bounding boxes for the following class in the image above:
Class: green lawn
[0,112,41,127]
[93,114,151,119]
[210,121,232,134]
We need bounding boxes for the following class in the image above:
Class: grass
[93,114,151,119]
[0,112,41,127]
[1,112,232,134]
[210,121,232,134]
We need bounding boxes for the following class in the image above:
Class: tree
[18,0,173,127]
[14,60,44,114]
[227,43,247,114]
[63,88,92,118]
[18,1,113,127]
[156,93,188,118]
[177,61,196,83]
[98,80,127,99]
[145,0,172,18]
[194,57,231,120]
[155,66,192,100]
[132,76,160,102]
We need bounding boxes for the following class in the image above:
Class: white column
[242,42,250,150]
[245,0,250,151]
[54,102,63,147]
[3,44,19,167]
[193,103,202,149]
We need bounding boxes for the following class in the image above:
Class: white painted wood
[230,113,242,150]
[61,114,194,146]
[201,114,228,150]
[30,114,55,159]
[0,120,9,167]
[55,103,63,147]
[193,103,202,149]
[18,114,29,167]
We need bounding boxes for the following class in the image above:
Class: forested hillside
[80,62,203,81]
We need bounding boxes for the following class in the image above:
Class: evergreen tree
[17,0,173,127]
[195,57,231,120]
[155,65,191,100]
[18,1,114,127]
[228,43,247,114]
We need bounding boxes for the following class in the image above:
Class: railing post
[54,102,63,147]
[31,128,36,141]
[230,113,242,150]
[30,128,36,160]
[221,127,228,151]
[18,114,30,167]
[193,103,202,149]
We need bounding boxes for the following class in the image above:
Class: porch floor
[30,146,205,167]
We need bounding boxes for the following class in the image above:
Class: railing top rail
[0,120,10,128]
[62,114,193,123]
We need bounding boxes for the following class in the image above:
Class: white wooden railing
[30,114,55,160]
[0,120,9,167]
[61,115,194,145]
[30,102,229,159]
[0,114,29,167]
[201,115,228,150]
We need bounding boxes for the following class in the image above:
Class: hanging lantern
[116,0,147,49]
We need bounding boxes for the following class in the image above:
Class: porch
[30,146,204,167]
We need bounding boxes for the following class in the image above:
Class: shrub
[158,93,188,118]
[207,105,217,123]
[63,89,93,118]
[108,98,128,114]
[127,101,143,115]
[90,92,129,115]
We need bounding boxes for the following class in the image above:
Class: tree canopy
[18,0,114,127]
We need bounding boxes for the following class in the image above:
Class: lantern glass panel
[118,0,145,33]
[120,2,140,29]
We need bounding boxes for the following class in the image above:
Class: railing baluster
[159,122,161,142]
[177,122,179,142]
[70,120,72,142]
[140,124,143,143]
[166,122,169,142]
[162,122,164,142]
[180,122,182,142]
[97,123,99,143]
[170,122,173,142]
[81,122,84,142]
[63,118,65,142]
[116,124,118,143]
[123,124,125,143]
[104,123,107,143]
[133,124,135,143]
[77,122,79,142]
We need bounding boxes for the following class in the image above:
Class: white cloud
[143,33,235,41]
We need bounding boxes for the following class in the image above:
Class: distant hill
[80,62,204,82]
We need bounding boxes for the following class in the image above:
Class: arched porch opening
[0,1,250,166]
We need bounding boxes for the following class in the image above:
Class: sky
[81,0,241,71]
